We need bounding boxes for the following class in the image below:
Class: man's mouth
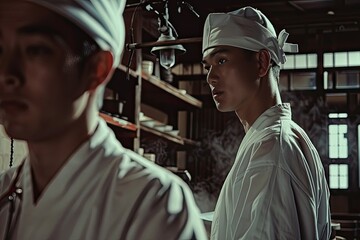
[212,90,224,98]
[0,100,28,113]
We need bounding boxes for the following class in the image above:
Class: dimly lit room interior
[1,0,360,239]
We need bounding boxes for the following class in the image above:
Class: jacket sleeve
[229,139,330,240]
[231,165,301,239]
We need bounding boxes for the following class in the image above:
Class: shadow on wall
[281,91,328,157]
[141,138,172,166]
[190,116,244,212]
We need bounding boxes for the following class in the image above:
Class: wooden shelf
[141,73,203,112]
[117,65,202,112]
[140,124,200,149]
[100,112,137,133]
[140,124,184,145]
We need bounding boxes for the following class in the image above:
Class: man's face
[0,2,89,141]
[202,46,260,112]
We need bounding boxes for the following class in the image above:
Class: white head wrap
[27,0,126,67]
[202,6,298,65]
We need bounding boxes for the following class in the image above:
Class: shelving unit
[117,64,202,111]
[140,124,183,145]
[101,7,203,182]
[141,73,202,111]
[99,112,137,148]
[108,65,202,149]
[100,112,137,133]
[140,124,201,149]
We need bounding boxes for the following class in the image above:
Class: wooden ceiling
[126,0,360,64]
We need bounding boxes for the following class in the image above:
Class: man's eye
[218,59,227,65]
[204,66,210,73]
[26,45,53,57]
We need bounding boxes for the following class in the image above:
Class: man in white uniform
[0,1,207,239]
[201,6,331,240]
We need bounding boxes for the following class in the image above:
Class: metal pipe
[126,37,202,50]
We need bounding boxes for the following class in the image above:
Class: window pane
[338,113,348,118]
[326,72,333,89]
[323,71,334,89]
[324,53,333,67]
[335,52,348,67]
[329,125,338,134]
[338,125,348,134]
[329,113,348,118]
[339,137,348,147]
[324,71,329,89]
[336,71,360,89]
[330,176,339,189]
[339,138,348,148]
[283,55,295,69]
[295,54,307,69]
[348,51,360,67]
[326,93,347,107]
[339,176,348,189]
[329,134,338,146]
[339,146,348,158]
[307,54,317,68]
[328,124,348,159]
[339,164,348,176]
[329,147,338,159]
[290,72,316,90]
[329,164,339,176]
[329,164,349,189]
[328,113,339,118]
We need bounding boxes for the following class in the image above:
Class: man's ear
[256,49,271,78]
[82,51,114,92]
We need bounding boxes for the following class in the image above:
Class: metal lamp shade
[150,33,186,56]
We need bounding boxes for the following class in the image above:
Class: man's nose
[206,66,218,86]
[0,54,23,92]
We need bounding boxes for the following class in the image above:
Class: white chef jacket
[211,103,331,240]
[0,118,207,240]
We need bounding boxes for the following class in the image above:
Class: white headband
[27,0,126,67]
[202,6,298,65]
